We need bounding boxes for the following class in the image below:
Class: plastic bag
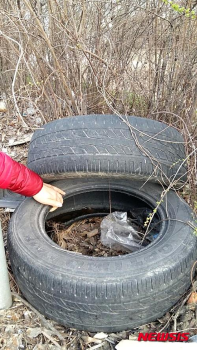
[128,207,160,242]
[100,211,145,252]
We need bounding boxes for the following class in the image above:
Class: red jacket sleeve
[0,152,43,196]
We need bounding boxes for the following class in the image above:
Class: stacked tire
[8,114,197,332]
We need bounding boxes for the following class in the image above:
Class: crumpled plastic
[128,207,160,242]
[100,211,146,252]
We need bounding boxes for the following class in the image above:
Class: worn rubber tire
[8,178,197,332]
[27,114,187,185]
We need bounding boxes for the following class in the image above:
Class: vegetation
[0,0,196,206]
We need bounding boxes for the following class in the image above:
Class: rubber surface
[27,115,187,185]
[8,178,197,332]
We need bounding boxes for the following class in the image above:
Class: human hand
[33,183,65,212]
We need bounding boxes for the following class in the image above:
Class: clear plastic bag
[100,211,145,252]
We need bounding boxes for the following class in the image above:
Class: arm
[0,151,43,196]
[0,152,65,210]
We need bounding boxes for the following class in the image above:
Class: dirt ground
[0,114,197,349]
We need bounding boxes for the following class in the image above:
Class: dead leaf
[187,292,197,304]
[81,335,102,344]
[80,230,89,237]
[11,314,19,321]
[27,327,42,338]
[87,229,99,238]
[7,133,33,146]
[5,325,15,333]
[60,240,67,249]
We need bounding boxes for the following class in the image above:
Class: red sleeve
[0,152,43,196]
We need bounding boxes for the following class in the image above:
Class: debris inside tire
[46,210,159,256]
[47,216,129,256]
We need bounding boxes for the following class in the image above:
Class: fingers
[33,183,65,210]
[46,199,63,208]
[48,190,64,211]
[43,184,64,204]
[48,190,63,211]
[54,191,63,204]
[49,206,58,212]
[44,183,66,195]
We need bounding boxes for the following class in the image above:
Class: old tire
[8,178,197,332]
[27,115,187,185]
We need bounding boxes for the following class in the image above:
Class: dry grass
[0,0,196,205]
[0,1,197,348]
